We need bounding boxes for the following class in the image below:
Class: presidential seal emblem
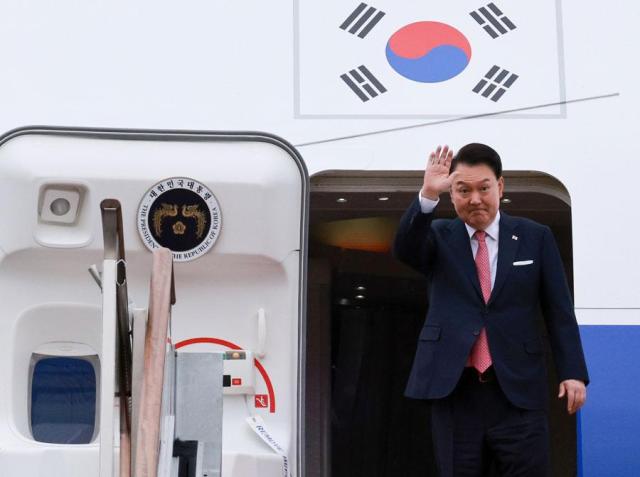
[137,177,222,262]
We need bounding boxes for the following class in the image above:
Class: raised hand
[421,145,457,200]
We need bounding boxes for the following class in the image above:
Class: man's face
[450,163,504,230]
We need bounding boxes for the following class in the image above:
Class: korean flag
[296,1,566,118]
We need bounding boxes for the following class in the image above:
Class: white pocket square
[513,260,534,266]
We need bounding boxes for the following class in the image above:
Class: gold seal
[172,221,187,235]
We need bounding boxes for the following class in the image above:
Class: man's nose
[469,192,481,204]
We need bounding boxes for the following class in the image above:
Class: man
[393,143,588,476]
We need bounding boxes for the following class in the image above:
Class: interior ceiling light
[336,197,347,203]
[355,295,365,300]
[378,196,389,201]
[501,198,511,204]
[356,286,366,291]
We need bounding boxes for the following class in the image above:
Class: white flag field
[295,1,565,118]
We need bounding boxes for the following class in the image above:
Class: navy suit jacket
[393,198,589,410]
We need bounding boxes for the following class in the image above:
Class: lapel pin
[512,235,518,241]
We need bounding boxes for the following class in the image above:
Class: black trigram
[472,66,518,102]
[341,65,387,102]
[340,3,386,39]
[470,3,516,39]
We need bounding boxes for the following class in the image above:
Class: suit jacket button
[473,330,480,336]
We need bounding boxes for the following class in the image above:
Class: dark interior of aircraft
[305,171,577,477]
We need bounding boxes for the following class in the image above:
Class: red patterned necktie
[468,230,493,373]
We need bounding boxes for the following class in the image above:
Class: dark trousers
[430,367,551,477]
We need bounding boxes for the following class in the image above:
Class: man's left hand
[558,380,587,414]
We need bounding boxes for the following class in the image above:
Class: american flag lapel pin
[512,235,518,241]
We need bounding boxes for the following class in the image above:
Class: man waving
[393,143,588,476]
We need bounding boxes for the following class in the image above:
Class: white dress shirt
[418,194,500,289]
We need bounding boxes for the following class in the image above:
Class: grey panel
[176,352,224,477]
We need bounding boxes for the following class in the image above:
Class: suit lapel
[445,219,483,302]
[489,212,520,305]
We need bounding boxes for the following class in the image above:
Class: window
[30,355,98,444]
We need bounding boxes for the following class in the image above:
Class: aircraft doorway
[305,171,577,477]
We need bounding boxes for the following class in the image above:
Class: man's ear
[498,177,505,198]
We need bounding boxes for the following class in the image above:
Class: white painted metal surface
[100,260,117,477]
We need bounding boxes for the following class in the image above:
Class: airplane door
[0,127,308,477]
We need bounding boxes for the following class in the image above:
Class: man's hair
[450,143,502,179]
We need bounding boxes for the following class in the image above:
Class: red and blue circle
[386,22,472,83]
